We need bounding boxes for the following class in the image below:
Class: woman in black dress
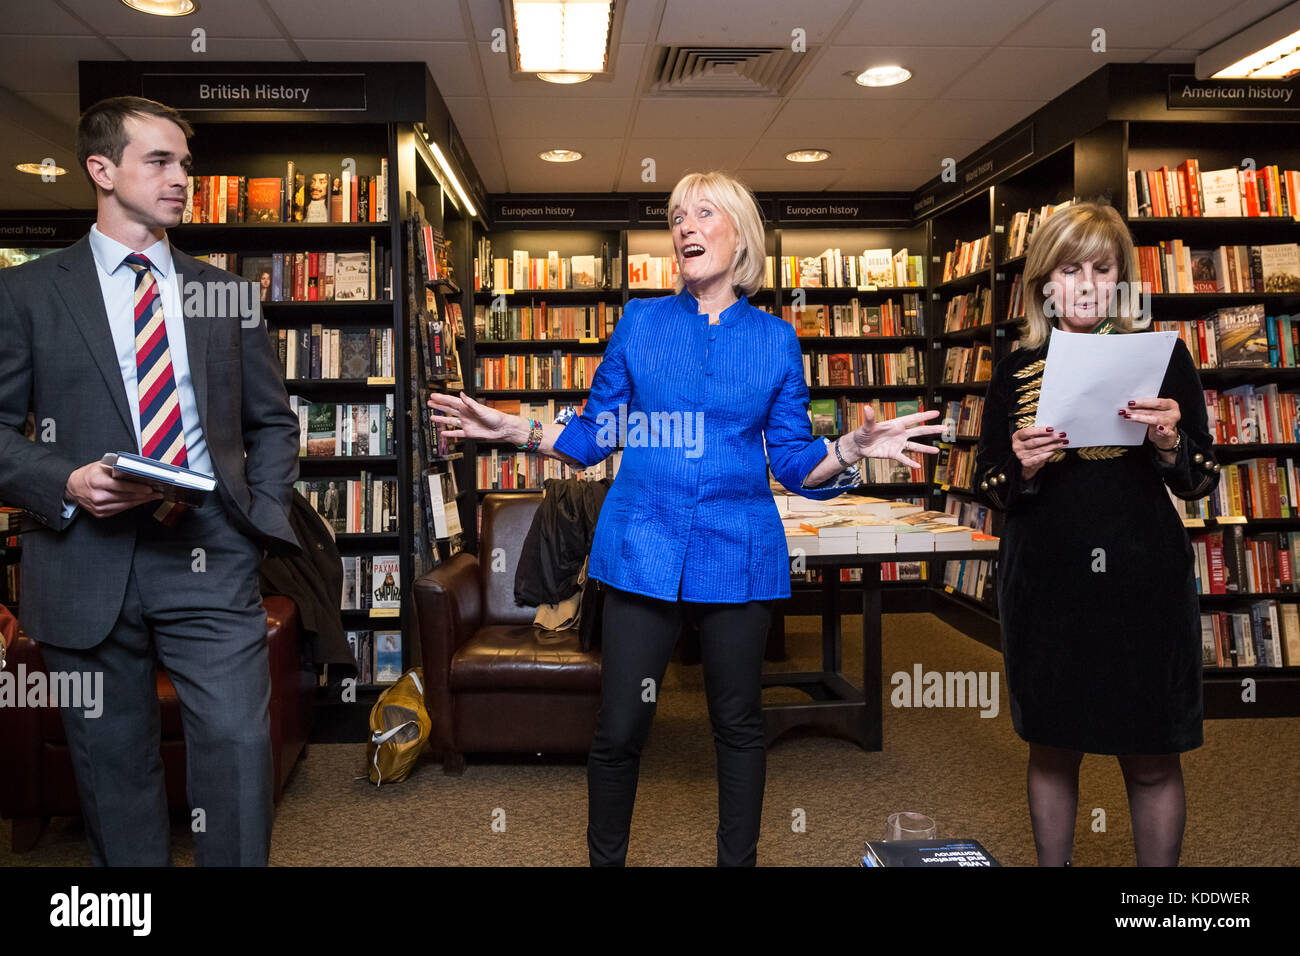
[974,201,1219,866]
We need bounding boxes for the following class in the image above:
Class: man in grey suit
[0,96,301,865]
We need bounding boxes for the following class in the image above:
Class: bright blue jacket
[553,289,854,603]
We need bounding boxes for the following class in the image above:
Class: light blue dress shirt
[62,226,213,518]
[553,289,859,603]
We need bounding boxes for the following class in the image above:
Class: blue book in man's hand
[102,452,217,505]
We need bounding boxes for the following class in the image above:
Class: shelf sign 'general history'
[140,73,367,111]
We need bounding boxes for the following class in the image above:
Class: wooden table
[762,547,997,751]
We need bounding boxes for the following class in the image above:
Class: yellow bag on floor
[366,668,431,785]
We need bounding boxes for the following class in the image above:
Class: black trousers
[586,583,773,866]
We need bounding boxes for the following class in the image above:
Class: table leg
[862,562,883,750]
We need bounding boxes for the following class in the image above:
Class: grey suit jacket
[0,232,302,649]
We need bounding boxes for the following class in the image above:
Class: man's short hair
[76,96,194,188]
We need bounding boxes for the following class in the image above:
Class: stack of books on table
[775,492,998,556]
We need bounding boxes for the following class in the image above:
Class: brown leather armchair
[0,595,314,852]
[413,493,602,774]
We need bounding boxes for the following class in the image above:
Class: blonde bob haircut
[667,171,767,298]
[1020,200,1141,349]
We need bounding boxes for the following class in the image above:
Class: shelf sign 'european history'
[140,73,367,111]
[1168,75,1300,110]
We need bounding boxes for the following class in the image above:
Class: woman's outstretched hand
[427,390,515,442]
[847,407,945,469]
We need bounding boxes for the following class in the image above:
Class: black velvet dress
[974,337,1219,754]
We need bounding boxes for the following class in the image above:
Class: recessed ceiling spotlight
[855,65,911,87]
[539,148,583,163]
[538,72,593,84]
[119,0,198,15]
[15,162,66,176]
[786,149,830,163]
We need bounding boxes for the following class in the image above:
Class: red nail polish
[1117,410,1125,416]
[1046,426,1053,432]
[1127,401,1136,407]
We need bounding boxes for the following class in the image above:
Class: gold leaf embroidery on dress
[1016,414,1036,429]
[1048,450,1066,462]
[1077,445,1128,460]
[1016,386,1041,404]
[1014,358,1046,379]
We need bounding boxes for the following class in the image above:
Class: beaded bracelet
[517,418,542,452]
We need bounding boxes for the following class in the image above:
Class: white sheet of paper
[1034,329,1178,447]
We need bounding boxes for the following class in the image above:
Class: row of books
[341,554,401,612]
[792,564,928,584]
[1157,308,1297,369]
[478,246,618,292]
[416,223,456,286]
[1126,161,1299,219]
[423,469,463,540]
[779,295,925,337]
[942,287,993,333]
[941,558,996,605]
[346,629,403,686]
[942,492,994,534]
[418,300,464,388]
[932,443,976,491]
[940,344,993,384]
[1004,273,1028,320]
[1134,241,1299,294]
[476,449,622,490]
[627,254,681,290]
[295,474,399,535]
[272,325,395,380]
[474,353,604,391]
[940,235,992,283]
[801,348,925,387]
[860,455,926,485]
[182,161,389,225]
[1003,201,1074,260]
[1202,384,1300,445]
[1190,527,1299,596]
[778,494,996,555]
[808,396,925,439]
[1,562,17,606]
[200,244,388,302]
[942,395,986,441]
[778,248,923,289]
[472,302,624,342]
[1167,456,1299,521]
[289,397,396,458]
[1201,606,1297,669]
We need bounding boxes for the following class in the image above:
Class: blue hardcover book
[271,253,284,302]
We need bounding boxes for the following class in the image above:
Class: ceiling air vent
[648,45,810,96]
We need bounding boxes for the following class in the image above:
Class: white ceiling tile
[14,93,83,131]
[793,45,992,100]
[730,167,844,191]
[895,98,1044,140]
[461,136,508,191]
[499,136,624,190]
[942,47,1159,101]
[1145,50,1200,64]
[630,97,782,138]
[0,36,123,94]
[0,3,95,35]
[656,0,856,45]
[445,98,499,140]
[292,40,488,97]
[493,97,635,138]
[478,41,647,97]
[1004,0,1239,49]
[622,136,754,178]
[835,0,1046,46]
[109,37,298,60]
[1168,0,1294,51]
[62,0,285,36]
[268,0,466,40]
[766,98,925,138]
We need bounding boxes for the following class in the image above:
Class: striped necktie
[123,251,189,524]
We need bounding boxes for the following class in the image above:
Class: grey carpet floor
[4,612,1297,866]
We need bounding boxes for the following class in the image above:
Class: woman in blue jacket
[429,171,943,866]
